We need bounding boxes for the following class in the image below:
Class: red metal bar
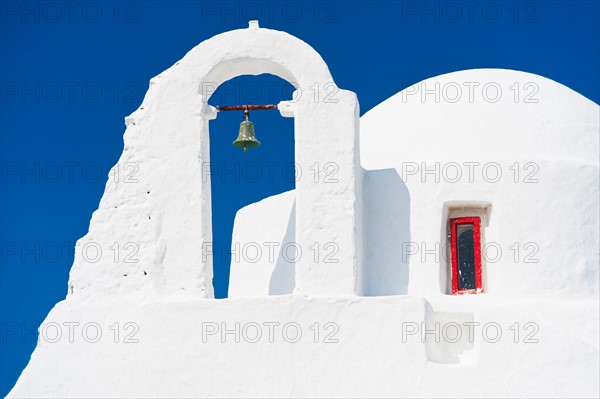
[216,104,278,111]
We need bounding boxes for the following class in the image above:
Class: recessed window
[449,217,483,295]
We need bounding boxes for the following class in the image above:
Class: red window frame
[450,217,483,295]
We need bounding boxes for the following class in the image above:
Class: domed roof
[361,69,599,169]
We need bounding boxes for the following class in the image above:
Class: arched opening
[207,74,296,298]
[62,25,361,300]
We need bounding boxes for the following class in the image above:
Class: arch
[188,23,334,100]
[67,22,363,300]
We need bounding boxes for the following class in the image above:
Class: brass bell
[232,110,261,153]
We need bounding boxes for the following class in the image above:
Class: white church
[8,22,599,398]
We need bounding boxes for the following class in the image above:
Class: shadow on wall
[269,201,296,295]
[364,169,411,295]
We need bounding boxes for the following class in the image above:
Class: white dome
[361,68,598,167]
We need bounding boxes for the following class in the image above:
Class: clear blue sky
[1,0,598,396]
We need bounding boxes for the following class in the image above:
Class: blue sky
[1,0,599,396]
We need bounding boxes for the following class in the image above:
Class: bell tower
[66,21,364,299]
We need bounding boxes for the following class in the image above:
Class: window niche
[441,201,492,295]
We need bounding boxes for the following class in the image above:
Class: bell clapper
[243,109,249,154]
